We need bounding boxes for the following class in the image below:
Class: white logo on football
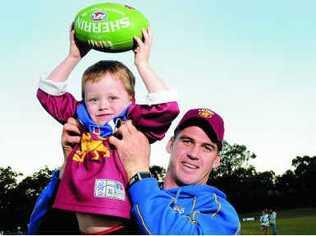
[91,11,106,21]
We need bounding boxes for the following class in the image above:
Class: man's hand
[109,120,150,180]
[62,117,81,158]
[60,117,81,178]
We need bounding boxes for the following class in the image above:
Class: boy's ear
[166,137,175,154]
[130,95,135,103]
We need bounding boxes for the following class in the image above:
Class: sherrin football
[74,2,149,52]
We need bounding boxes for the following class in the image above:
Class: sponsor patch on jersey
[94,179,125,200]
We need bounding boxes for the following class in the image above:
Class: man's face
[165,126,220,188]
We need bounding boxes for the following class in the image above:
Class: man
[269,209,277,235]
[28,108,240,234]
[259,209,270,235]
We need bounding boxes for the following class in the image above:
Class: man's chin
[175,178,195,186]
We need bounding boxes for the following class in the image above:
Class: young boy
[36,27,179,234]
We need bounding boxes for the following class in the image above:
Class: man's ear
[213,155,221,169]
[166,136,174,154]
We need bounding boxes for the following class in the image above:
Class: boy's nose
[99,100,109,110]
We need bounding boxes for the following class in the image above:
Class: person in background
[269,209,277,235]
[259,209,270,235]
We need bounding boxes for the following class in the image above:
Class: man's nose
[187,145,200,160]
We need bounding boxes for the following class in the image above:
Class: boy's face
[84,73,131,125]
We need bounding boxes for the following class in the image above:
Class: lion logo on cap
[198,108,214,119]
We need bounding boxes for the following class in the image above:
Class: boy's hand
[69,24,91,59]
[134,27,152,68]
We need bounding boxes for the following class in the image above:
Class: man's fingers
[64,118,81,135]
[116,120,132,137]
[62,117,82,149]
[64,135,81,146]
[125,120,137,134]
[109,135,122,148]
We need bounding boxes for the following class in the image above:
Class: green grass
[240,208,316,235]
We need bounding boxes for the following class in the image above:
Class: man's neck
[163,175,177,189]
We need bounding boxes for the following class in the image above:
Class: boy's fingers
[142,28,149,41]
[133,36,143,47]
[144,26,152,44]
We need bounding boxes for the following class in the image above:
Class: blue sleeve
[128,178,240,235]
[27,170,60,234]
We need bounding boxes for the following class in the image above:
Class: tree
[150,165,166,187]
[12,167,53,232]
[208,141,258,212]
[0,167,22,232]
[275,170,297,208]
[291,155,316,207]
[213,141,256,177]
[0,166,53,233]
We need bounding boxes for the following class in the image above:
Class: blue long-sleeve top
[129,178,240,235]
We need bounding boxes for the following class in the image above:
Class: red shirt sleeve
[37,89,78,124]
[128,102,179,143]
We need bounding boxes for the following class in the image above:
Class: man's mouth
[182,161,199,170]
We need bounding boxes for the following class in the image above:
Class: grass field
[240,208,316,235]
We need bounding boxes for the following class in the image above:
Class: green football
[74,3,149,52]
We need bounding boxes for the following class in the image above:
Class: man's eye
[182,139,192,145]
[203,145,214,152]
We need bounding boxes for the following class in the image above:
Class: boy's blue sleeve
[128,178,240,235]
[27,170,60,234]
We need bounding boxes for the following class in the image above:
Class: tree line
[0,141,315,233]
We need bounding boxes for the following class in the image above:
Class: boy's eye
[109,96,118,101]
[88,98,98,102]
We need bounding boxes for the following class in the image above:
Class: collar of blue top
[76,102,129,138]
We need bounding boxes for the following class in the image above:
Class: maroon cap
[174,108,224,149]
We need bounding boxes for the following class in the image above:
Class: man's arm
[109,122,240,235]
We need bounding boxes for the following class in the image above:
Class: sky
[1,0,315,177]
